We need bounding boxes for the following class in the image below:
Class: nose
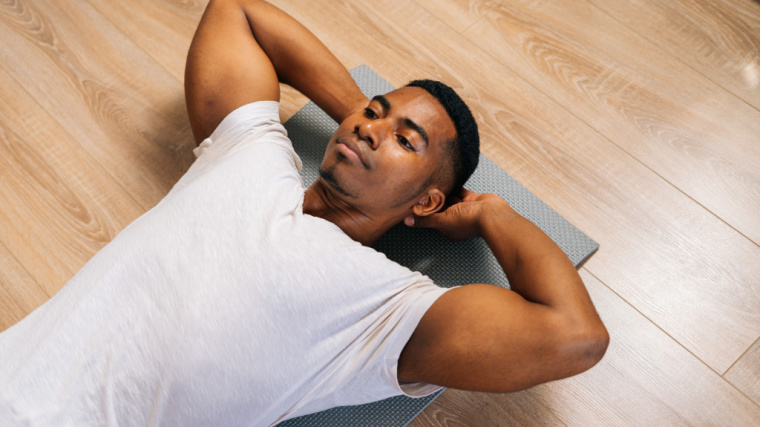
[354,119,386,150]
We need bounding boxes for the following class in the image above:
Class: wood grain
[726,338,760,405]
[275,0,760,374]
[465,0,760,246]
[86,0,326,122]
[587,0,760,109]
[86,0,205,82]
[1,0,759,424]
[0,65,145,296]
[409,386,564,427]
[0,242,48,331]
[0,0,196,209]
[413,270,760,426]
[412,0,497,34]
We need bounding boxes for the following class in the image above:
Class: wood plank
[86,0,316,122]
[415,270,760,426]
[0,0,196,209]
[464,0,760,246]
[274,0,760,374]
[726,338,760,405]
[409,387,565,427]
[587,0,760,109]
[2,0,756,423]
[0,243,49,332]
[86,0,205,82]
[412,0,496,34]
[0,65,144,295]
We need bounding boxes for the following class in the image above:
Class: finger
[404,213,437,229]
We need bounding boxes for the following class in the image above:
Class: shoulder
[168,101,300,199]
[192,101,296,162]
[196,101,282,147]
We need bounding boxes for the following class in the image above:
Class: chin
[319,165,358,199]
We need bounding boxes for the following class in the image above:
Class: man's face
[319,87,456,217]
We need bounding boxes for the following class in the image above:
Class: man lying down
[0,0,608,425]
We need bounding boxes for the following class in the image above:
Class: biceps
[184,0,279,143]
[398,284,588,392]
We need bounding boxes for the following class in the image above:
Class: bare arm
[185,0,368,144]
[398,190,609,392]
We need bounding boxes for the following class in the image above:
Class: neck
[303,179,399,246]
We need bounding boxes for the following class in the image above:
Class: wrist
[477,200,518,238]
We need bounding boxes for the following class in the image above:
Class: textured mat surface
[278,65,598,426]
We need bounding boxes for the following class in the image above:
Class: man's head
[319,80,479,223]
[405,80,480,195]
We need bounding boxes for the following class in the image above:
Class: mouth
[336,137,369,169]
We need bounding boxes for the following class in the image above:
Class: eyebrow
[371,95,391,110]
[371,95,430,147]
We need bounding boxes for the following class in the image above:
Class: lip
[337,138,369,168]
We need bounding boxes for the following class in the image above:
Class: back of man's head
[405,79,480,194]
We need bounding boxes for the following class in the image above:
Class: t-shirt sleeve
[165,101,302,199]
[194,101,275,156]
[192,101,302,173]
[284,273,452,420]
[383,281,451,398]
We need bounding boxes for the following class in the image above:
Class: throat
[303,179,392,246]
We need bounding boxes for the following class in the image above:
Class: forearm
[480,203,601,324]
[240,0,367,122]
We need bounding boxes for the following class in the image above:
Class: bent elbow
[572,321,609,373]
[587,324,610,367]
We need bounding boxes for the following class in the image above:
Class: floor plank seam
[410,0,456,35]
[584,0,760,115]
[0,59,150,219]
[0,239,50,299]
[608,159,760,250]
[585,267,760,410]
[725,377,760,410]
[0,63,113,297]
[722,335,760,376]
[460,13,486,36]
[83,0,190,88]
[409,0,490,36]
[2,0,759,422]
[452,15,760,249]
[721,334,760,407]
[460,1,500,35]
[581,268,735,378]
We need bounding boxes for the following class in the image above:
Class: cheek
[373,153,431,187]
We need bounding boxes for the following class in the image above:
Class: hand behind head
[404,189,510,241]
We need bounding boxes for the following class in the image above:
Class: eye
[397,135,414,150]
[363,108,377,119]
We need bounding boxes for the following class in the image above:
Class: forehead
[381,87,456,144]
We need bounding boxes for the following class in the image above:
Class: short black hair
[405,79,480,193]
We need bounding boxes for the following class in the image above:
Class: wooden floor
[1,0,759,424]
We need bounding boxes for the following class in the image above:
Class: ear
[412,188,446,217]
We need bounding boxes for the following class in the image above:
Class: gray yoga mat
[278,65,598,427]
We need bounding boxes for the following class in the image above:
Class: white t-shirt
[0,101,450,426]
